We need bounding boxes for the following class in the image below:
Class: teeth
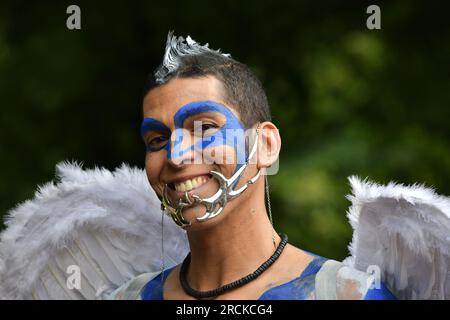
[174,175,208,192]
[175,182,185,192]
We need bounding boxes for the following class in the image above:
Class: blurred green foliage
[1,1,449,260]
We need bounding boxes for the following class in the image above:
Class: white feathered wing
[0,162,189,299]
[344,176,450,299]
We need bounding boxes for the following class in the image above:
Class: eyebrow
[141,100,243,136]
[173,100,242,128]
[140,118,170,137]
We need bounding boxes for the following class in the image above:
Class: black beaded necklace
[179,233,288,299]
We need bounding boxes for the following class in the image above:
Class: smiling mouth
[167,174,213,193]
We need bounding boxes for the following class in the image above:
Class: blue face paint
[140,118,171,152]
[141,100,248,166]
[171,101,247,165]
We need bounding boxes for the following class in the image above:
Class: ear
[256,122,281,171]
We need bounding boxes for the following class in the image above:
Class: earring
[265,171,276,248]
[160,205,166,284]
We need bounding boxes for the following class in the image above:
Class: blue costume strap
[364,282,397,300]
[141,266,177,300]
[258,256,328,300]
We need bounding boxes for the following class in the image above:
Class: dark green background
[1,1,449,260]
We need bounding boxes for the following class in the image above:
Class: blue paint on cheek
[169,128,189,160]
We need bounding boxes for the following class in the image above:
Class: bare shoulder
[283,243,315,266]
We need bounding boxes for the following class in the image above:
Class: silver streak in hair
[154,31,231,84]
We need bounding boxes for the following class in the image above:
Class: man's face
[142,76,258,228]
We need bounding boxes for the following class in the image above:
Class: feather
[0,161,189,299]
[343,176,450,299]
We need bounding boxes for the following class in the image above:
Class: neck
[184,183,281,291]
